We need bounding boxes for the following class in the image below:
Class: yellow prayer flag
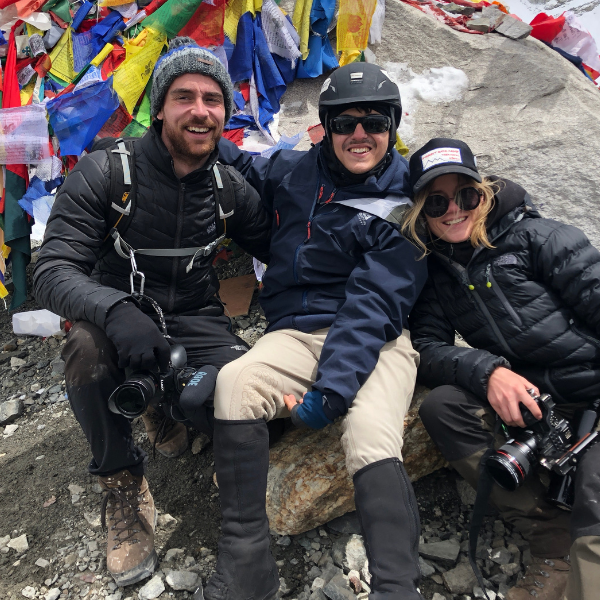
[0,281,7,300]
[100,0,138,5]
[395,133,409,157]
[113,27,167,114]
[224,0,262,43]
[26,23,44,37]
[91,43,114,67]
[292,0,312,60]
[20,78,36,105]
[337,0,377,66]
[49,27,75,83]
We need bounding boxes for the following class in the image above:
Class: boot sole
[111,549,158,587]
[156,441,188,458]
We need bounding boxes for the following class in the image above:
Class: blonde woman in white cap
[404,138,600,600]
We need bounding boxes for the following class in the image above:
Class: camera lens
[108,374,157,418]
[486,435,538,491]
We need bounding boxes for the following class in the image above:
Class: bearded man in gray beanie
[33,37,270,587]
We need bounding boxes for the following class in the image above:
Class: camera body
[108,344,198,419]
[486,392,574,492]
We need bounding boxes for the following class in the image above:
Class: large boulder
[277,0,600,246]
[266,385,446,535]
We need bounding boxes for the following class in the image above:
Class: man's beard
[162,118,222,164]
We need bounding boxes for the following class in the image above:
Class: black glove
[104,301,171,372]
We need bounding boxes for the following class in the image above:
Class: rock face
[266,385,446,535]
[278,0,600,247]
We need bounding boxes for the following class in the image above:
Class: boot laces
[100,481,149,549]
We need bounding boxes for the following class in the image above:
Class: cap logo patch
[350,72,363,84]
[320,78,331,94]
[197,58,214,65]
[421,147,462,171]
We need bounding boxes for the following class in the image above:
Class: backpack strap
[213,163,235,237]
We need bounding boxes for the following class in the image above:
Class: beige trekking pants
[214,328,419,476]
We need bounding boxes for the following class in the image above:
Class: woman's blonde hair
[402,175,500,257]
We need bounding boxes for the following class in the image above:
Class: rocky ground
[0,252,532,600]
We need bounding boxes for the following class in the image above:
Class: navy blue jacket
[219,139,427,420]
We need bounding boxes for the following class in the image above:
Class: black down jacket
[33,123,270,327]
[409,178,600,405]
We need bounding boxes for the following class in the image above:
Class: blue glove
[291,390,333,430]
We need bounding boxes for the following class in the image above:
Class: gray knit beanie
[151,37,234,123]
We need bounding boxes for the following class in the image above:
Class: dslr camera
[108,344,217,432]
[486,391,599,510]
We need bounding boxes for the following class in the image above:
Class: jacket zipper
[485,264,523,326]
[167,182,186,312]
[436,253,513,356]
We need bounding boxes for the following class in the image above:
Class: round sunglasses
[423,186,483,219]
[329,115,392,136]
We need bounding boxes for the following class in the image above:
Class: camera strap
[468,418,502,600]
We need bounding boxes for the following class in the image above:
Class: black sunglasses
[329,115,392,135]
[423,187,482,218]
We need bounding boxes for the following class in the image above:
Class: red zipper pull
[276,209,280,227]
[318,185,324,201]
[324,191,335,204]
[307,221,311,239]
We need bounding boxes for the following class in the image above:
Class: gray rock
[7,534,28,553]
[277,536,292,547]
[466,17,490,33]
[456,479,477,506]
[327,512,362,535]
[312,577,326,591]
[442,562,478,594]
[332,534,367,571]
[165,548,185,562]
[165,569,199,591]
[481,6,506,29]
[21,587,36,599]
[419,557,436,578]
[35,558,50,568]
[50,359,65,375]
[0,399,23,425]
[438,3,475,15]
[310,590,328,600]
[322,581,355,600]
[495,15,532,40]
[432,594,447,600]
[36,359,50,369]
[45,590,61,600]
[138,575,165,600]
[191,433,210,454]
[320,562,343,584]
[47,384,62,394]
[419,539,461,565]
[500,562,520,576]
[489,547,511,565]
[11,357,26,368]
[474,586,497,599]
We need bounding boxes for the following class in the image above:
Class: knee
[63,322,119,386]
[214,361,282,421]
[418,385,459,433]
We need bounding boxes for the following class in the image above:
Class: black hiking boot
[204,419,279,600]
[354,458,424,600]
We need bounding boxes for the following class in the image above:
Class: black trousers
[62,310,250,477]
[419,384,600,542]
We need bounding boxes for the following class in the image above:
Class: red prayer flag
[530,13,566,43]
[179,0,226,47]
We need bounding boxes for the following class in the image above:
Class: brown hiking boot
[99,470,158,586]
[141,405,188,458]
[507,557,570,600]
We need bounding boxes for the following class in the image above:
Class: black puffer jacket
[410,178,600,404]
[34,123,270,327]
